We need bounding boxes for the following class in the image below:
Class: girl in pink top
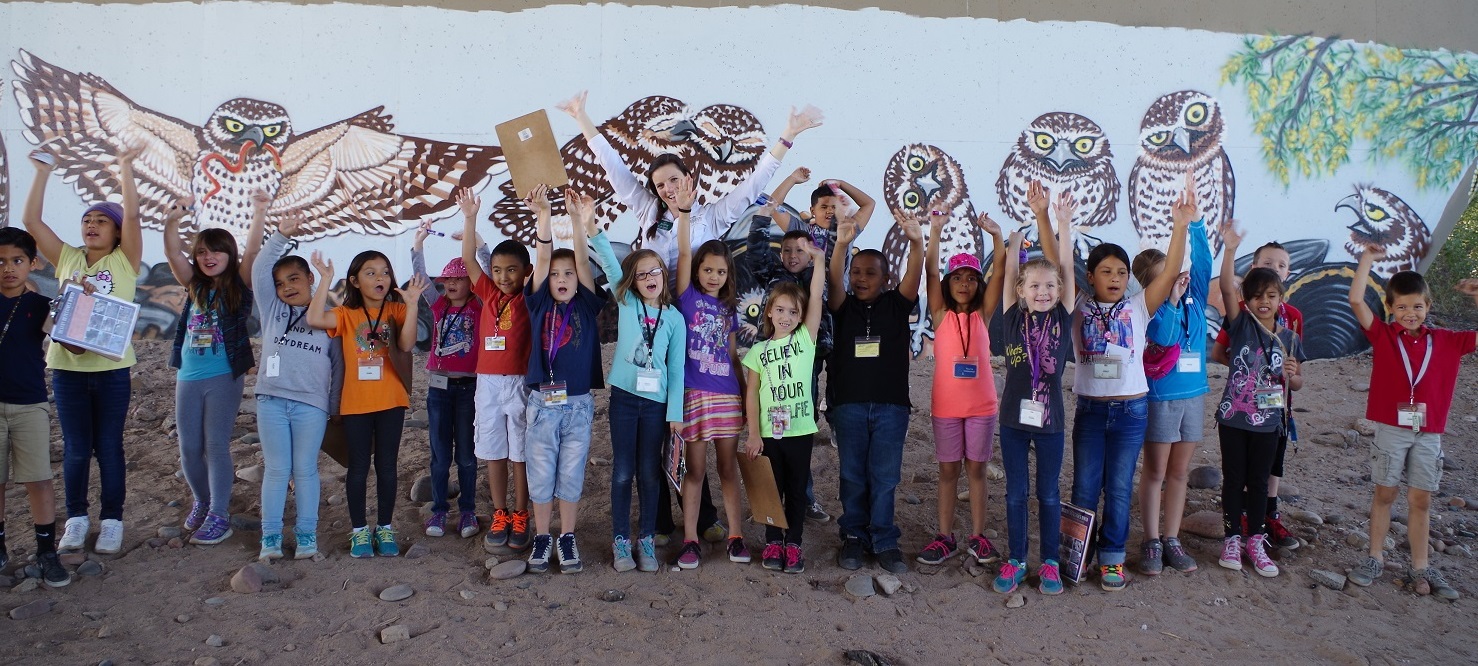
[916,211,1006,566]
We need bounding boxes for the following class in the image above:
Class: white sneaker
[95,519,124,554]
[59,516,90,551]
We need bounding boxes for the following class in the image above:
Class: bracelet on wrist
[778,137,794,149]
[534,235,552,245]
[676,207,692,214]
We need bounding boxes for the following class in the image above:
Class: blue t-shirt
[593,234,687,421]
[524,280,606,397]
[178,298,233,381]
[1147,219,1212,401]
[0,291,53,405]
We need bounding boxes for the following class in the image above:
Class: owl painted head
[883,144,967,221]
[617,95,695,155]
[1018,112,1111,174]
[685,104,767,167]
[203,98,291,155]
[1337,185,1422,249]
[1137,90,1224,164]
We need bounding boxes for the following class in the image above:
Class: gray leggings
[177,373,245,516]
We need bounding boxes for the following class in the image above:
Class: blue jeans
[428,379,478,514]
[1000,425,1064,564]
[257,395,327,535]
[524,391,594,504]
[53,368,131,521]
[1071,396,1149,566]
[831,402,910,552]
[608,387,664,539]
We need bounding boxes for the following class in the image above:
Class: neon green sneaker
[349,529,373,558]
[374,526,399,557]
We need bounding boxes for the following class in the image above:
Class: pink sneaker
[1217,535,1242,571]
[1245,534,1279,577]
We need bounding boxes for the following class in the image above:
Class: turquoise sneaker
[992,559,1026,594]
[349,529,374,558]
[374,526,400,557]
[294,530,318,560]
[258,533,284,562]
[1038,559,1065,595]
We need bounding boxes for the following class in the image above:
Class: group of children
[2,100,1474,602]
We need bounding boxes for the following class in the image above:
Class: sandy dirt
[3,340,1476,665]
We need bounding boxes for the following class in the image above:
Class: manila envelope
[495,109,569,198]
[737,453,789,530]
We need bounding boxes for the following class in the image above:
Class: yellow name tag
[855,336,881,358]
[485,336,506,351]
[540,381,568,406]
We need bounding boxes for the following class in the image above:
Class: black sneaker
[527,534,553,574]
[837,537,865,570]
[38,552,71,588]
[556,533,583,574]
[805,503,831,523]
[876,548,908,574]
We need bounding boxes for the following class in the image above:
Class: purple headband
[83,202,125,227]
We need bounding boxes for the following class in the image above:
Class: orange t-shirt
[472,276,532,376]
[932,310,999,418]
[328,302,410,415]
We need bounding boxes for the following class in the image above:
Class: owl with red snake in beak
[11,50,505,250]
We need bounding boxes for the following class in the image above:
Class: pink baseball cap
[437,257,469,280]
[946,253,982,275]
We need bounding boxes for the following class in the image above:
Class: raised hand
[556,91,588,121]
[788,167,811,185]
[783,105,825,140]
[523,183,551,215]
[414,223,431,247]
[310,250,334,278]
[805,238,826,262]
[901,217,923,243]
[1220,219,1245,251]
[398,273,431,302]
[114,142,143,165]
[837,219,859,247]
[1172,171,1199,228]
[28,147,57,172]
[249,188,271,212]
[674,175,697,212]
[1171,271,1190,303]
[279,211,306,237]
[1360,243,1387,261]
[1027,181,1049,219]
[1051,190,1078,227]
[456,187,480,219]
[975,212,1002,237]
[565,188,598,236]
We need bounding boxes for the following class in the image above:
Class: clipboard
[663,432,687,492]
[737,453,788,530]
[495,110,569,198]
[50,282,139,361]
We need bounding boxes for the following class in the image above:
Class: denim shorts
[523,390,594,504]
[1146,395,1205,443]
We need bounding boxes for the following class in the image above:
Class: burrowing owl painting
[11,50,505,250]
[487,96,767,245]
[995,111,1119,255]
[1337,185,1431,277]
[1129,90,1235,256]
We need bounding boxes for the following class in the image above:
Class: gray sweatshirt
[253,232,339,414]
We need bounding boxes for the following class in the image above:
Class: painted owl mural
[1129,90,1236,256]
[1337,185,1432,277]
[996,111,1120,257]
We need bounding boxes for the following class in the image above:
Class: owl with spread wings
[10,50,505,250]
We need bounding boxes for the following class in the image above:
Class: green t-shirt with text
[741,330,818,439]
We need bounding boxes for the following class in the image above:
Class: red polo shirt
[1364,320,1476,434]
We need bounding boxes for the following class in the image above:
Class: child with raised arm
[916,209,1005,567]
[306,250,426,558]
[24,144,144,555]
[1213,221,1304,578]
[521,186,608,574]
[830,215,924,575]
[743,241,828,573]
[162,191,262,547]
[993,186,1077,595]
[1344,247,1478,601]
[253,206,337,562]
[457,189,537,553]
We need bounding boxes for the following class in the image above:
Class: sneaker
[703,523,729,543]
[1266,516,1299,550]
[508,510,532,551]
[1414,567,1460,601]
[527,534,552,573]
[59,516,89,551]
[805,502,831,523]
[1218,536,1243,570]
[1139,538,1164,576]
[612,536,637,572]
[726,537,751,563]
[485,509,511,549]
[636,535,659,572]
[183,502,208,533]
[373,526,399,557]
[992,559,1026,594]
[1163,537,1198,573]
[677,540,703,570]
[837,537,865,570]
[189,514,231,546]
[38,551,71,588]
[293,530,318,560]
[1347,555,1383,587]
[1245,534,1279,577]
[1037,560,1064,595]
[349,528,374,558]
[783,544,805,574]
[876,549,908,574]
[916,533,958,565]
[761,541,784,571]
[423,511,448,537]
[458,512,479,539]
[1099,563,1128,591]
[966,534,1000,564]
[557,532,582,573]
[259,533,284,562]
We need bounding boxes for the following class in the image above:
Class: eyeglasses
[634,267,665,281]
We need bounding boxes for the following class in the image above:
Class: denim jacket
[169,274,256,379]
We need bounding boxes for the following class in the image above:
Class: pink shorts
[931,414,997,463]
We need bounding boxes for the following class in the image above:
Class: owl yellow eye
[1034,133,1055,151]
[745,303,761,318]
[1073,137,1095,154]
[223,119,245,134]
[262,124,282,138]
[907,156,926,172]
[1365,203,1388,222]
[1185,103,1208,125]
[903,191,921,209]
[1148,131,1170,146]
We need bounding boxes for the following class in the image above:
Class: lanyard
[1022,309,1053,392]
[275,307,306,346]
[0,295,23,347]
[761,331,797,389]
[639,300,663,366]
[489,292,513,336]
[1397,331,1433,403]
[361,304,386,351]
[950,310,973,357]
[1177,298,1192,350]
[1250,316,1288,387]
[862,302,874,337]
[436,302,469,353]
[546,304,571,382]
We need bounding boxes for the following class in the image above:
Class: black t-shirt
[0,291,53,405]
[1000,303,1073,433]
[828,290,915,407]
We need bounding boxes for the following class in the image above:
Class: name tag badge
[656,219,673,231]
[1177,352,1202,373]
[855,336,881,358]
[1090,355,1122,380]
[264,353,281,378]
[768,405,791,437]
[635,367,662,393]
[357,356,384,381]
[953,356,979,379]
[188,328,214,349]
[428,373,450,390]
[1254,388,1285,410]
[1019,399,1047,428]
[1397,402,1427,432]
[485,335,506,351]
[540,381,568,406]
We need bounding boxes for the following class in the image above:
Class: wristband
[534,235,552,245]
[778,137,793,149]
[676,207,692,214]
